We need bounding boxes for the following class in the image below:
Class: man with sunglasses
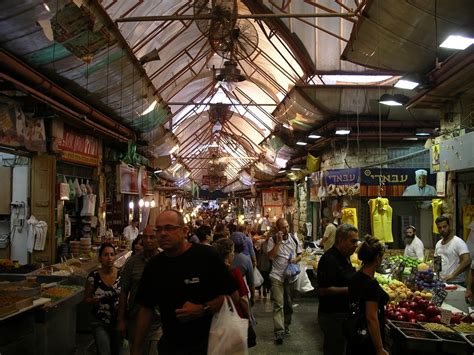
[131,210,237,355]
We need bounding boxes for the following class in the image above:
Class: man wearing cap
[402,169,437,196]
[403,225,425,260]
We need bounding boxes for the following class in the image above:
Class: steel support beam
[115,12,356,22]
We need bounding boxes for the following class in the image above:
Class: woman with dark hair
[213,238,250,318]
[347,236,389,355]
[131,235,143,255]
[84,243,122,354]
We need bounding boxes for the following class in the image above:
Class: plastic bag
[208,296,248,355]
[295,263,314,293]
[253,268,264,288]
[285,253,301,281]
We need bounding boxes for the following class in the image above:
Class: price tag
[440,309,452,325]
[432,289,448,307]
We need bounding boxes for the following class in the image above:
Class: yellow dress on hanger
[368,198,393,243]
[462,205,474,241]
[341,208,358,228]
[431,199,443,234]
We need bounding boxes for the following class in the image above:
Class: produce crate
[15,297,33,310]
[432,331,471,354]
[0,281,41,299]
[393,327,441,352]
[388,320,424,330]
[0,303,16,318]
[461,333,474,352]
[419,322,456,333]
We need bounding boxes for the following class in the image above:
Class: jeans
[128,319,162,355]
[91,320,123,355]
[318,312,349,355]
[270,276,294,336]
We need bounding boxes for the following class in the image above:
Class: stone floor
[74,294,324,354]
[250,294,323,355]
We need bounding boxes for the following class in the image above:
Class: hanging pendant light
[144,200,150,208]
[150,199,156,208]
[138,198,145,208]
[129,201,134,209]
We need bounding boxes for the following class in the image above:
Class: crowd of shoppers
[83,206,472,355]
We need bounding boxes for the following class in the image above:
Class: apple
[399,301,409,308]
[407,310,416,320]
[397,314,405,321]
[409,318,417,323]
[425,305,438,317]
[408,301,418,310]
[415,314,427,322]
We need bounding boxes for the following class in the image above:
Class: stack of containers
[80,237,91,256]
[69,241,80,256]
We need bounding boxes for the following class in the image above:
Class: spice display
[422,323,455,332]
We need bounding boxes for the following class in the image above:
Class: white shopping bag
[295,263,314,293]
[253,268,264,288]
[208,296,248,355]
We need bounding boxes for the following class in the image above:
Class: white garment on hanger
[26,216,48,252]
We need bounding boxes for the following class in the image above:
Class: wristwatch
[203,303,211,315]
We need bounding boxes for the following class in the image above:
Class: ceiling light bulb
[138,199,145,208]
[440,35,474,50]
[129,201,134,209]
[144,201,150,208]
[308,133,321,139]
[150,199,156,208]
[335,128,351,135]
[394,79,419,90]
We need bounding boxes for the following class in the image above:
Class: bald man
[131,210,237,355]
[118,225,161,354]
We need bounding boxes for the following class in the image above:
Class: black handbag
[247,321,257,348]
[343,300,370,345]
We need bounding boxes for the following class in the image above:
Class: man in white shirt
[123,218,139,248]
[403,225,424,260]
[434,215,471,284]
[267,218,302,345]
[319,217,337,252]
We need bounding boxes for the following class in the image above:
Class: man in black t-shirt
[317,224,359,355]
[131,210,237,355]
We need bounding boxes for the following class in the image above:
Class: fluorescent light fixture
[394,79,419,90]
[440,35,474,50]
[402,137,418,141]
[141,100,157,115]
[291,166,302,171]
[308,132,321,139]
[154,169,162,174]
[278,169,287,174]
[296,141,307,146]
[335,127,351,135]
[282,123,292,130]
[415,128,434,136]
[43,2,51,12]
[379,93,410,106]
[379,94,403,106]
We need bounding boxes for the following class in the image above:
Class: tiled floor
[250,294,324,355]
[75,294,324,354]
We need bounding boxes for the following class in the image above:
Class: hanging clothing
[431,199,443,234]
[26,215,48,252]
[341,208,358,228]
[81,194,96,216]
[368,198,393,243]
[462,205,474,241]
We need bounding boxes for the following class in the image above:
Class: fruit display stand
[0,274,84,355]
